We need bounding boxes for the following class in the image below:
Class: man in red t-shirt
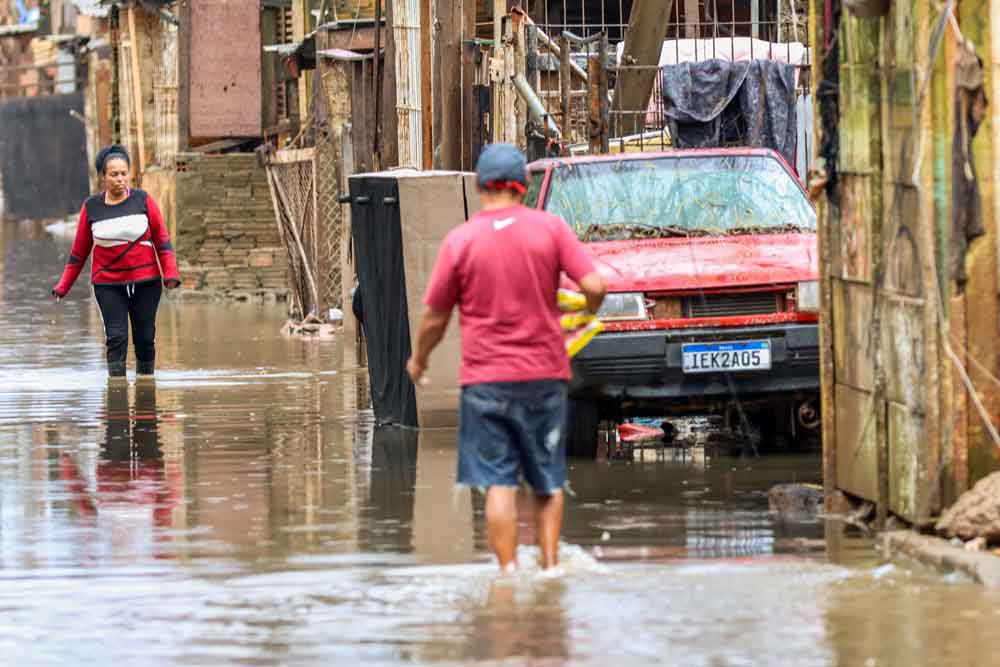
[407,144,606,572]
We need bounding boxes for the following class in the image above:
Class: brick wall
[169,152,289,299]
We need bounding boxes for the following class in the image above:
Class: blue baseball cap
[475,143,528,193]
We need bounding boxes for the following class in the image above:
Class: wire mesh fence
[264,149,322,321]
[485,0,812,175]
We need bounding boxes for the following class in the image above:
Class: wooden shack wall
[817,0,1000,523]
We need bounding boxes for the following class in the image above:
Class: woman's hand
[164,279,180,290]
[52,290,63,302]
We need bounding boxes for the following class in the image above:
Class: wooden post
[421,0,433,169]
[178,0,190,152]
[599,32,609,154]
[293,0,309,125]
[611,0,676,138]
[436,0,463,170]
[461,0,478,169]
[812,0,837,515]
[684,0,699,39]
[559,36,571,142]
[588,34,609,155]
[512,9,526,150]
[127,7,147,177]
[373,0,383,169]
[491,0,507,143]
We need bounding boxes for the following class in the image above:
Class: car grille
[684,292,781,318]
[786,348,820,368]
[577,357,662,376]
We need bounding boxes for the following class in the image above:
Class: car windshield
[541,155,816,242]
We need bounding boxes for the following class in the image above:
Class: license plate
[682,340,771,373]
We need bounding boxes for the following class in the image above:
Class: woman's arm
[147,196,181,288]
[52,204,93,299]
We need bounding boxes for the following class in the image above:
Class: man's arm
[578,271,607,315]
[406,305,453,385]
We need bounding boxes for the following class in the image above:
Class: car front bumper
[571,322,820,407]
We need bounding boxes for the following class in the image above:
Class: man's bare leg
[533,491,564,569]
[485,486,519,571]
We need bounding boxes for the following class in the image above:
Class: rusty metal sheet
[835,383,880,503]
[189,0,261,138]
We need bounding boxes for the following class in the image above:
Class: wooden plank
[420,0,432,169]
[960,0,1000,485]
[611,0,676,137]
[190,0,262,138]
[559,35,571,141]
[178,0,190,151]
[127,7,147,176]
[835,383,880,503]
[684,0,699,39]
[271,147,317,164]
[293,0,309,124]
[435,0,462,170]
[460,0,477,170]
[261,8,279,132]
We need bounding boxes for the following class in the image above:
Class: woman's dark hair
[95,144,131,174]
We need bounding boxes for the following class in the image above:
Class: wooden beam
[611,0,676,137]
[435,0,462,170]
[178,0,190,151]
[293,0,310,123]
[127,6,147,177]
[559,35,571,141]
[684,0,699,39]
[420,0,433,169]
[460,0,477,169]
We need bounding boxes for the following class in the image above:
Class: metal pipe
[534,26,588,81]
[513,72,562,139]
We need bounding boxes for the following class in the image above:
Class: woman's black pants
[93,281,162,371]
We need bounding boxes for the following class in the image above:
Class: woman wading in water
[52,145,181,379]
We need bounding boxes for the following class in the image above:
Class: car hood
[583,233,817,292]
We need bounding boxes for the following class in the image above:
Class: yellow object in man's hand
[557,288,588,312]
[565,319,604,358]
[557,289,603,357]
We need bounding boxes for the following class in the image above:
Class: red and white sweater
[53,189,181,297]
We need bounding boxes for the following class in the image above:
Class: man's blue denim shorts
[458,380,568,495]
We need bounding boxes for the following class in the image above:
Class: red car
[525,148,820,457]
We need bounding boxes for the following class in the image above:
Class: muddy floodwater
[2,220,999,666]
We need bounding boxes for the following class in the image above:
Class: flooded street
[2,220,1000,666]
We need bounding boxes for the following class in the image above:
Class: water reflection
[359,427,418,553]
[57,381,177,562]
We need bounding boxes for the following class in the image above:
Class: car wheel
[567,398,601,459]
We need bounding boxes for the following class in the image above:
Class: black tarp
[0,93,89,220]
[660,59,799,167]
[349,176,418,428]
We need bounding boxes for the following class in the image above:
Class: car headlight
[796,281,820,313]
[598,292,648,321]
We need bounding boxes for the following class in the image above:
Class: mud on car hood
[585,232,818,292]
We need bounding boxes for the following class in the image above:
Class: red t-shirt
[424,204,596,386]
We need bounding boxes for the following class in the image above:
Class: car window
[523,170,545,209]
[542,155,816,241]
